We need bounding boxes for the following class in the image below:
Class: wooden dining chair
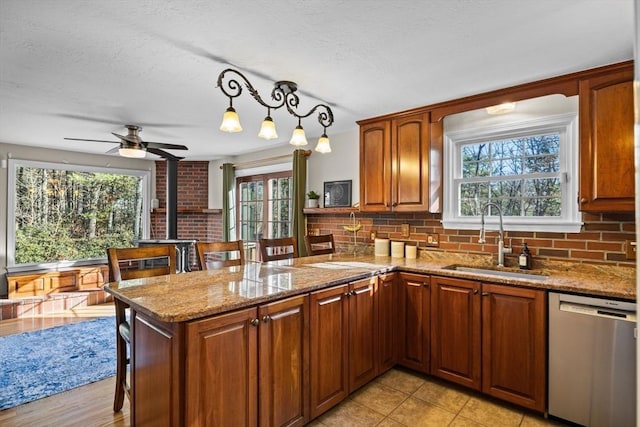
[107,245,177,413]
[305,234,336,256]
[195,240,245,270]
[259,237,299,261]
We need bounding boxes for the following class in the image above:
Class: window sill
[442,219,583,233]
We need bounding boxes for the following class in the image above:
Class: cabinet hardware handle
[473,289,478,294]
[481,292,489,296]
[580,198,587,204]
[423,283,429,287]
[262,315,270,323]
[344,292,351,297]
[392,202,398,207]
[250,318,260,327]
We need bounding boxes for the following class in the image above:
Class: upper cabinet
[359,112,436,212]
[578,65,635,212]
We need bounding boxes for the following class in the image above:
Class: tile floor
[308,368,566,427]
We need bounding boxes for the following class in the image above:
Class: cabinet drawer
[9,275,47,296]
[79,268,108,289]
[49,273,77,292]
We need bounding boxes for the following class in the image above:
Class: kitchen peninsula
[104,252,635,426]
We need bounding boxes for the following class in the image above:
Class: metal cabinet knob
[262,315,271,323]
[250,318,260,327]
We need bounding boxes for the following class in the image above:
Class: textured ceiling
[0,0,634,160]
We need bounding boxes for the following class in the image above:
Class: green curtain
[221,163,235,242]
[292,149,310,257]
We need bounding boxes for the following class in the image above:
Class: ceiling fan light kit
[64,124,188,160]
[216,68,334,153]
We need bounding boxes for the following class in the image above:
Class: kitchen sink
[441,264,548,281]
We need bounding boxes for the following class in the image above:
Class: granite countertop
[104,252,636,323]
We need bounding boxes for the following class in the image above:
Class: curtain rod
[219,150,311,169]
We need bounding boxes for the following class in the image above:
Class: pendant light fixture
[216,68,334,153]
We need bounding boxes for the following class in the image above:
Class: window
[443,113,581,232]
[237,171,293,260]
[8,160,150,269]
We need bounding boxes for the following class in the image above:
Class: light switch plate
[426,233,439,247]
[626,240,636,260]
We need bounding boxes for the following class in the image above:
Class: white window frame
[7,159,151,271]
[442,113,582,233]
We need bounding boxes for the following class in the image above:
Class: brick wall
[307,211,636,267]
[152,162,635,267]
[151,161,223,242]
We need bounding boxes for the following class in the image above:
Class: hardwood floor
[0,304,130,427]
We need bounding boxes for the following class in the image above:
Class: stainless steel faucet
[478,202,512,267]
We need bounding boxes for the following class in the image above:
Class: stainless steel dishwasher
[548,292,636,427]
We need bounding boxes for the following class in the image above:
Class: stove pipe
[166,159,178,239]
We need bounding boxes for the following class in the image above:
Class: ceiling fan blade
[111,132,138,144]
[145,141,189,150]
[147,147,184,161]
[64,137,118,144]
[106,146,120,154]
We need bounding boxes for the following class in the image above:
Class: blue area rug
[0,316,116,410]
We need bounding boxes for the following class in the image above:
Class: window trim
[7,159,151,271]
[442,113,582,232]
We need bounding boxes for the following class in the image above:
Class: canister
[405,244,417,259]
[391,241,405,258]
[374,238,390,256]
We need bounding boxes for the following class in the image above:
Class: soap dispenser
[519,243,532,270]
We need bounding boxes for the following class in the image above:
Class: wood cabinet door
[360,120,392,212]
[377,273,398,374]
[398,273,430,373]
[348,277,378,392]
[431,276,481,390]
[132,313,182,427]
[258,295,309,427]
[579,65,635,212]
[391,112,431,212]
[310,284,349,419]
[481,284,546,412]
[185,307,258,427]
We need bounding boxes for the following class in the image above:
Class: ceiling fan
[64,124,188,160]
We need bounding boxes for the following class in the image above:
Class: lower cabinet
[431,276,482,389]
[185,294,309,427]
[430,276,547,412]
[129,272,547,426]
[377,272,399,374]
[481,284,546,412]
[309,277,378,419]
[398,273,431,373]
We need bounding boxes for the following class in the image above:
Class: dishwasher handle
[559,301,637,322]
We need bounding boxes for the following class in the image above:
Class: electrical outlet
[626,240,636,260]
[310,228,320,236]
[401,223,410,238]
[426,233,439,247]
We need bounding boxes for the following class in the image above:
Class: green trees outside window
[10,161,148,266]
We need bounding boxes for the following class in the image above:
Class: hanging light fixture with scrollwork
[216,68,334,153]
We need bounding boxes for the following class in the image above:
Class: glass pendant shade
[289,125,308,146]
[220,107,243,132]
[315,133,331,153]
[258,116,278,140]
[119,147,146,158]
